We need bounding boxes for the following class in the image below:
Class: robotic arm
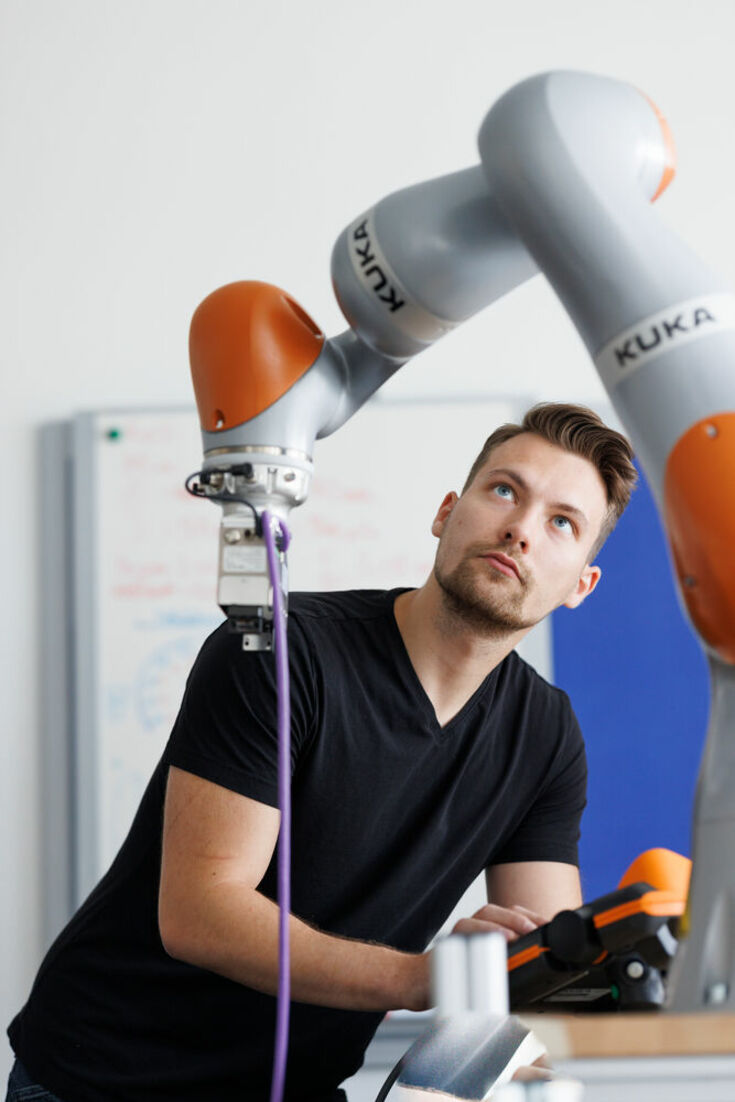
[188,70,735,1010]
[190,75,672,634]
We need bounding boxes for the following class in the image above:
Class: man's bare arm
[486,861,583,921]
[158,766,429,1012]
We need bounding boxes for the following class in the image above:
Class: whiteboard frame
[39,421,76,946]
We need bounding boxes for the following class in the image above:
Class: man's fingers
[469,904,538,936]
[451,903,551,943]
[509,903,549,926]
[451,917,515,941]
[511,1066,554,1083]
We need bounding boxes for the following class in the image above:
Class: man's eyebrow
[485,467,530,492]
[484,467,590,529]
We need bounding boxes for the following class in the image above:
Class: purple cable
[261,510,292,1102]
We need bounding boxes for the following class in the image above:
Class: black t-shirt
[9,589,586,1102]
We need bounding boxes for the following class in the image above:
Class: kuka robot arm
[189,70,735,667]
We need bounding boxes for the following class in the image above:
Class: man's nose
[502,510,532,552]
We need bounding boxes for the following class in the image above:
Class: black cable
[184,470,262,536]
[373,1056,404,1102]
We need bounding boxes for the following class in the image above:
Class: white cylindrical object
[468,932,509,1015]
[431,935,470,1016]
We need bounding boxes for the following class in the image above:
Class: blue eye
[552,515,572,533]
[493,483,514,499]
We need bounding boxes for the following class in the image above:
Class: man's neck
[393,578,528,729]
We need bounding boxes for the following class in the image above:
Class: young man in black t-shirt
[7,404,637,1102]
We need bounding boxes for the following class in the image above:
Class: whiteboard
[52,396,551,918]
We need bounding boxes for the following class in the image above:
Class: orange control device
[508,849,690,1011]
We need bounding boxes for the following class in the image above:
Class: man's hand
[452,902,547,941]
[512,1054,554,1082]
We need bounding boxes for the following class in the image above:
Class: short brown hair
[462,402,637,559]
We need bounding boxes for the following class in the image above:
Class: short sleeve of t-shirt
[490,700,587,867]
[163,618,317,808]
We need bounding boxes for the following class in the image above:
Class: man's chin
[436,578,537,636]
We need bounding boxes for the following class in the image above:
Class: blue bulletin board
[551,462,710,901]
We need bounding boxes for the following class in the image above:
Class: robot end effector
[186,278,403,646]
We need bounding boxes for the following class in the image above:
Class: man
[7,402,637,1102]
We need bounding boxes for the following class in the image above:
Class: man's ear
[431,492,458,538]
[563,564,602,609]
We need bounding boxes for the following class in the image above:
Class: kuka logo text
[615,307,716,367]
[351,220,405,313]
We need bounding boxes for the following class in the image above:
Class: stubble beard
[433,555,539,637]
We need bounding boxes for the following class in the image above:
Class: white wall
[3,0,735,1086]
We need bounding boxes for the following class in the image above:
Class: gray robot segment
[331,166,537,360]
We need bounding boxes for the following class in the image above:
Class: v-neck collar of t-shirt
[384,588,504,740]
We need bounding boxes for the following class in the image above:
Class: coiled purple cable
[262,510,292,1102]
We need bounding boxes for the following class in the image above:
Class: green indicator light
[610,983,620,1000]
[106,428,122,442]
